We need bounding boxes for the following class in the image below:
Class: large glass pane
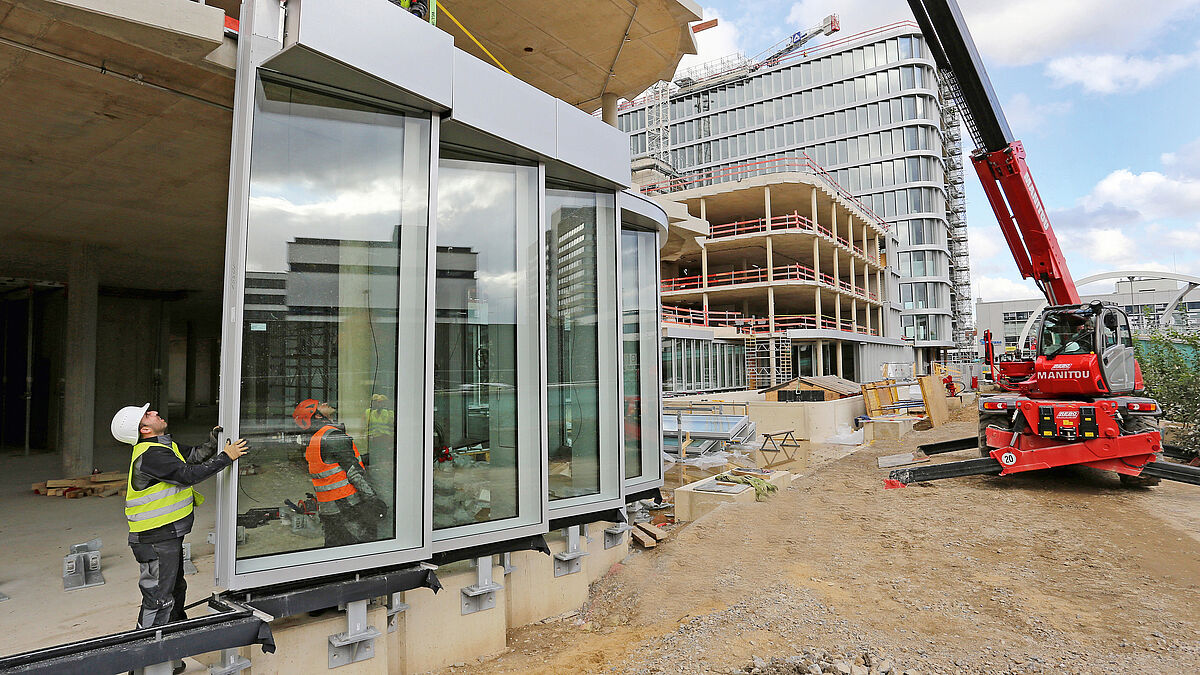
[546,188,615,501]
[236,77,429,565]
[433,158,538,531]
[622,229,660,482]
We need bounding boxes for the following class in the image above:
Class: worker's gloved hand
[365,496,389,520]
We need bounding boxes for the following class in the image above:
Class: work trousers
[321,501,377,548]
[130,536,187,629]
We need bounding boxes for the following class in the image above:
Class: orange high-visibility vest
[305,425,364,503]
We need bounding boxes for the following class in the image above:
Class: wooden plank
[630,527,657,548]
[918,375,949,427]
[46,478,93,488]
[635,522,668,541]
[31,482,47,494]
[89,471,126,483]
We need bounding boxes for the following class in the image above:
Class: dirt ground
[455,407,1200,675]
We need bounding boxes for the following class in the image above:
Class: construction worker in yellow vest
[363,393,396,466]
[110,403,247,636]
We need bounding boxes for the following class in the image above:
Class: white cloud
[1162,137,1200,178]
[973,275,1040,302]
[1045,48,1200,94]
[1002,93,1071,133]
[674,8,745,78]
[1081,169,1200,222]
[785,0,1200,67]
[1080,228,1139,266]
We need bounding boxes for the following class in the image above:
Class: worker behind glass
[1042,311,1096,356]
[292,399,389,547]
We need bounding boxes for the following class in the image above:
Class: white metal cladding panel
[450,49,558,158]
[284,0,454,109]
[557,100,631,188]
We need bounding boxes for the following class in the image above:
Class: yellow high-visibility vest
[125,441,205,533]
[365,408,395,436]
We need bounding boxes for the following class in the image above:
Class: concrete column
[768,286,776,333]
[866,299,873,335]
[155,301,170,415]
[810,190,818,228]
[701,245,709,289]
[815,288,822,328]
[185,321,197,420]
[835,294,842,332]
[862,223,869,260]
[766,236,774,281]
[812,237,820,280]
[815,339,824,376]
[831,204,838,244]
[702,292,710,320]
[850,257,856,298]
[833,250,840,294]
[699,197,707,223]
[601,92,619,127]
[852,298,858,332]
[836,341,844,378]
[62,243,98,478]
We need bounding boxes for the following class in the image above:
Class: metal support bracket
[290,513,322,538]
[182,542,198,576]
[327,599,380,669]
[208,648,251,675]
[461,556,502,615]
[501,552,515,575]
[553,526,588,577]
[603,522,633,549]
[386,592,408,634]
[207,526,247,545]
[136,662,175,675]
[63,538,104,591]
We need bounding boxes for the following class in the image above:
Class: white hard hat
[111,403,150,445]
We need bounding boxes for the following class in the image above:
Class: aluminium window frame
[215,21,438,590]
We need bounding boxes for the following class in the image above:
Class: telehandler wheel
[978,412,1009,458]
[1118,416,1161,487]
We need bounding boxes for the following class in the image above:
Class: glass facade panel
[546,188,615,501]
[622,229,661,483]
[236,77,429,565]
[433,157,538,531]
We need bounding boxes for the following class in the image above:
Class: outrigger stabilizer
[883,435,1200,488]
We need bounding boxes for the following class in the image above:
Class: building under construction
[619,20,974,379]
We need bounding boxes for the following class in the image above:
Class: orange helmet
[293,399,320,430]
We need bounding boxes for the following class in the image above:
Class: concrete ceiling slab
[434,0,699,110]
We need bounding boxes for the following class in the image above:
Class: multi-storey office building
[619,22,962,366]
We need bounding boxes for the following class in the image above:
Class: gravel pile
[732,650,909,675]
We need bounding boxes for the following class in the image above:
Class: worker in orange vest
[292,399,388,547]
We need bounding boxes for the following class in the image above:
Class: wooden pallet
[33,472,126,498]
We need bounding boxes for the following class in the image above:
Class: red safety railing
[663,268,884,306]
[640,156,888,232]
[663,301,883,337]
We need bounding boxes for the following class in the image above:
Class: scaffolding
[745,335,792,389]
[644,80,672,166]
[940,74,974,355]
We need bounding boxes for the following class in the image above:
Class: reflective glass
[433,158,537,530]
[546,188,615,501]
[236,78,429,564]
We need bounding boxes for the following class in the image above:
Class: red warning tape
[882,479,907,489]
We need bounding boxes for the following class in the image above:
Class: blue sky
[673,0,1200,303]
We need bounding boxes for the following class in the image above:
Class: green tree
[1135,330,1200,453]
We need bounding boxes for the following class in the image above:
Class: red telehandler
[885,0,1200,488]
